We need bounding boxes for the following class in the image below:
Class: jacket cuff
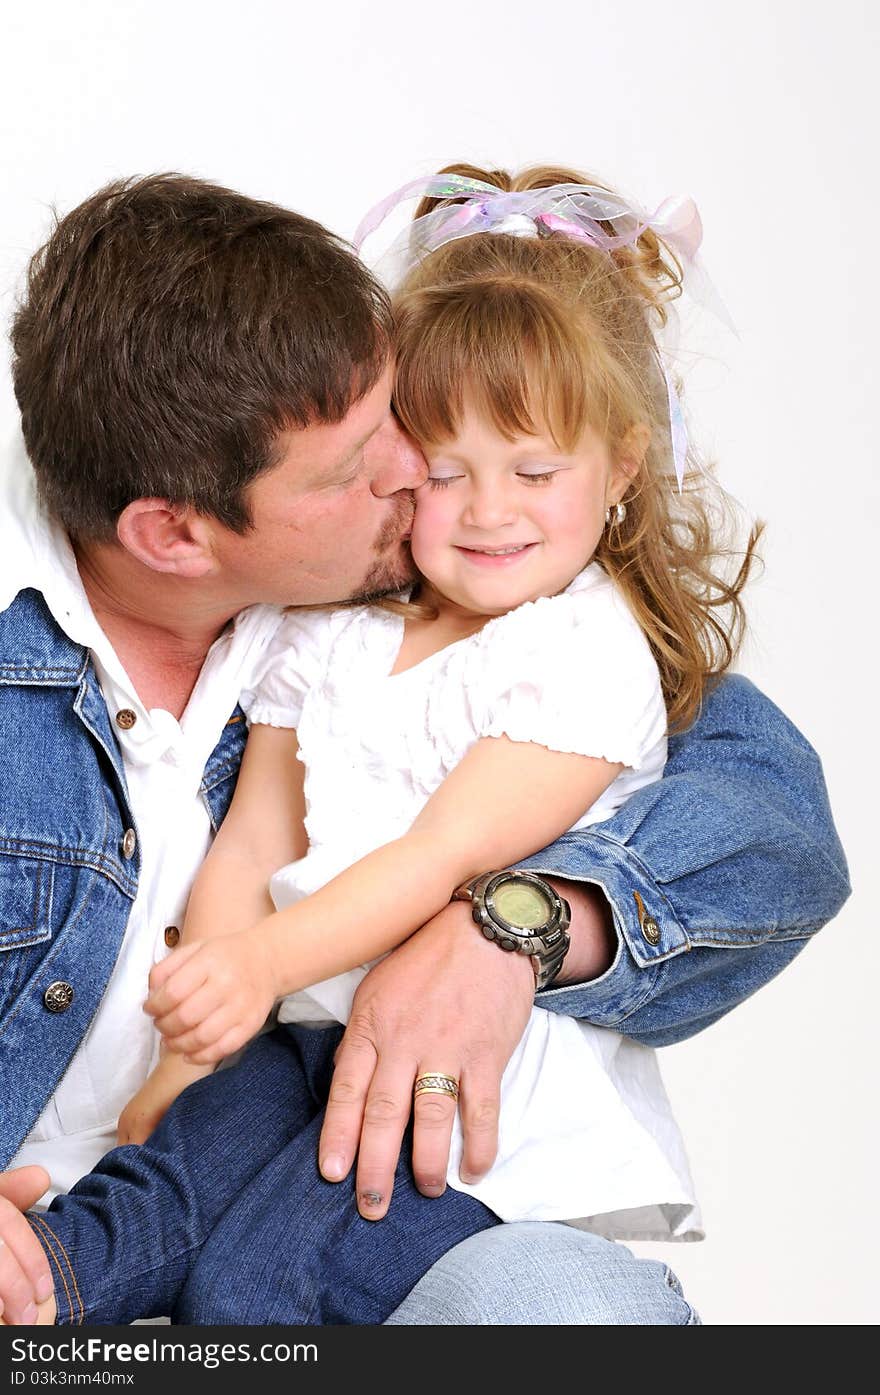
[514,833,691,1024]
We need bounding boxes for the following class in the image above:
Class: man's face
[213,366,427,607]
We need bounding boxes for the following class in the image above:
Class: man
[0,175,849,1325]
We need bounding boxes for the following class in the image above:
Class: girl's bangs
[393,285,613,452]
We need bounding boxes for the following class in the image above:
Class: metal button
[121,828,137,860]
[642,916,661,946]
[44,981,74,1013]
[633,890,661,946]
[164,925,180,948]
[115,708,137,730]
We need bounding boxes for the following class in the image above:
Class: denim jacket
[0,590,247,1167]
[0,586,850,1165]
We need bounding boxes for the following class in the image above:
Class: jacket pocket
[0,856,54,1012]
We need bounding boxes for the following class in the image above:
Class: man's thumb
[0,1166,50,1212]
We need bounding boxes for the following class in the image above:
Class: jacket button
[642,916,661,946]
[633,890,661,946]
[115,708,137,730]
[44,981,75,1013]
[121,829,137,859]
[164,925,180,948]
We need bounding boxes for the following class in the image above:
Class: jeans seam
[29,1215,81,1324]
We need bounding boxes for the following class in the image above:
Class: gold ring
[414,1072,460,1102]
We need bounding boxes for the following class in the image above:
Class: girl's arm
[118,724,307,1141]
[182,721,309,940]
[146,736,623,1062]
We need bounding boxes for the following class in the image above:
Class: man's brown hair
[11,174,392,539]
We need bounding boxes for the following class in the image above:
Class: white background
[1,0,876,1325]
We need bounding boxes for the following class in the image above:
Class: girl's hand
[144,932,279,1064]
[117,1054,215,1145]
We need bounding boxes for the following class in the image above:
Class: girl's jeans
[30,1025,498,1325]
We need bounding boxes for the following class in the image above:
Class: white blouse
[241,563,701,1241]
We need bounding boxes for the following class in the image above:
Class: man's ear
[115,499,216,578]
[610,423,651,502]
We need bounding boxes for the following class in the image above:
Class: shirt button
[43,981,75,1013]
[115,708,137,730]
[164,925,180,948]
[121,828,137,859]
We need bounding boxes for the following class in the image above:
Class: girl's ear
[610,423,651,501]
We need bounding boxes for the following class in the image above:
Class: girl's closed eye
[518,469,557,486]
[425,474,463,490]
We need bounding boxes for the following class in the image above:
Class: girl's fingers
[150,982,224,1042]
[145,946,208,1018]
[184,1024,251,1066]
[147,941,203,995]
[159,1002,232,1057]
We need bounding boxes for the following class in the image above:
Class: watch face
[493,879,553,930]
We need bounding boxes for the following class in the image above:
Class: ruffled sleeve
[239,606,338,729]
[471,568,667,770]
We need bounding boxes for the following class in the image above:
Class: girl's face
[410,409,637,619]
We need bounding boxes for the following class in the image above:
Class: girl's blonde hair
[388,162,762,732]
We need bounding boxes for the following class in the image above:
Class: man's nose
[369,415,428,495]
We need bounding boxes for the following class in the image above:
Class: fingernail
[23,1303,39,1324]
[320,1154,345,1181]
[36,1274,54,1304]
[459,1170,480,1185]
[359,1190,383,1208]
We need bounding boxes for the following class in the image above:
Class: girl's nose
[462,480,518,531]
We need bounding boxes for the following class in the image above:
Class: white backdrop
[1,0,875,1326]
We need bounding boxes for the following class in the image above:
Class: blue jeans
[32,1026,496,1325]
[32,1026,700,1326]
[389,1225,700,1324]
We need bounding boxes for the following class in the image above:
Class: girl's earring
[605,502,627,528]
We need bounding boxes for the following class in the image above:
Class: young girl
[12,163,758,1325]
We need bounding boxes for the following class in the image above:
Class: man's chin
[351,545,418,606]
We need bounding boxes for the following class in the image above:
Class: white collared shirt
[1,442,283,1199]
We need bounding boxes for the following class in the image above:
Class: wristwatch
[453,870,571,990]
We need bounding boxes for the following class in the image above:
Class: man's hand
[0,1167,56,1325]
[317,879,617,1220]
[318,901,535,1220]
[144,932,278,1064]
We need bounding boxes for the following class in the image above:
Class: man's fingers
[457,1068,501,1184]
[318,1025,380,1185]
[0,1200,53,1324]
[352,1061,416,1221]
[0,1167,50,1213]
[410,1074,460,1197]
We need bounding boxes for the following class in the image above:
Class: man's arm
[525,674,851,1044]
